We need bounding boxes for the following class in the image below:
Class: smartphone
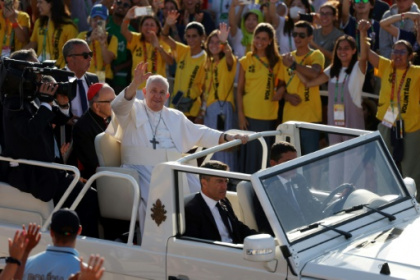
[134,6,154,17]
[239,0,253,5]
[96,19,106,37]
[171,90,184,106]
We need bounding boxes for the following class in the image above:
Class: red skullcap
[87,83,105,101]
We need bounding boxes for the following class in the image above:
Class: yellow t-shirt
[30,19,78,68]
[77,31,118,80]
[239,52,281,120]
[0,11,30,53]
[127,32,171,89]
[204,56,236,110]
[277,49,324,123]
[171,42,207,117]
[375,56,420,133]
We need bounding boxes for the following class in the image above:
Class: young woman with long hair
[26,0,78,67]
[237,22,281,173]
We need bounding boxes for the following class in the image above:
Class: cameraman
[1,49,99,238]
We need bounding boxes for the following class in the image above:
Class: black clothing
[72,109,108,179]
[185,193,257,244]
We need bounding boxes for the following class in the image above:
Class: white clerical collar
[201,192,218,210]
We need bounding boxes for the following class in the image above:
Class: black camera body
[0,57,76,103]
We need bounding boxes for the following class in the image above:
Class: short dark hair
[393,40,414,57]
[200,160,229,181]
[10,49,38,61]
[185,21,206,37]
[270,141,297,162]
[294,20,314,37]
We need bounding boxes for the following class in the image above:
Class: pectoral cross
[150,137,159,149]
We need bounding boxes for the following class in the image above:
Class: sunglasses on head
[68,52,93,59]
[116,0,130,8]
[354,0,370,4]
[292,32,307,39]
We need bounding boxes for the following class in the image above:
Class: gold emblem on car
[151,199,167,226]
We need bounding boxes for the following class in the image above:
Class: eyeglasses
[354,0,370,4]
[116,0,130,8]
[391,49,408,55]
[68,52,93,59]
[95,99,115,103]
[292,32,307,39]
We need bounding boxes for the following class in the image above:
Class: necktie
[286,182,300,212]
[216,202,233,236]
[77,79,88,113]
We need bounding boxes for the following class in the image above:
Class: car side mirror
[403,177,416,198]
[243,234,275,262]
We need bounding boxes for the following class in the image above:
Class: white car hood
[302,216,420,280]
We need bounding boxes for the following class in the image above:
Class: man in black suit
[1,49,99,237]
[72,83,115,180]
[184,161,257,243]
[255,141,323,234]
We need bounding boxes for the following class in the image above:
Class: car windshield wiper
[297,222,352,239]
[335,204,396,221]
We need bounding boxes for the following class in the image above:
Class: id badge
[96,71,106,83]
[1,46,11,57]
[333,104,345,126]
[382,105,398,128]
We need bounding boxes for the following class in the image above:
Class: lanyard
[390,67,409,117]
[254,54,273,74]
[286,50,313,87]
[142,40,157,74]
[41,23,48,61]
[334,72,348,103]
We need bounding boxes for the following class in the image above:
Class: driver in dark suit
[255,141,323,234]
[184,161,257,243]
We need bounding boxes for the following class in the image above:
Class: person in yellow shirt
[237,22,281,173]
[276,20,324,155]
[162,11,206,121]
[25,0,78,68]
[201,23,238,170]
[122,7,173,92]
[360,19,420,199]
[0,0,30,56]
[78,4,117,83]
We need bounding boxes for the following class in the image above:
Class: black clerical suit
[185,193,257,243]
[1,97,99,237]
[72,109,108,179]
[254,174,323,234]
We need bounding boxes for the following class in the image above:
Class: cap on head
[87,83,105,101]
[50,209,80,236]
[91,4,109,20]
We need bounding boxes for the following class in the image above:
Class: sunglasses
[353,0,370,4]
[116,0,130,8]
[292,32,307,39]
[68,52,93,59]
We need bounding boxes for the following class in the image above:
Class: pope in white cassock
[106,62,249,234]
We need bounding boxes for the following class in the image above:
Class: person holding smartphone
[122,7,174,93]
[77,4,118,84]
[0,0,30,57]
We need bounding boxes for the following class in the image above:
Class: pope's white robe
[106,92,222,235]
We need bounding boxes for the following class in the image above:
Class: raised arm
[268,0,280,29]
[218,23,234,70]
[150,31,174,65]
[124,62,152,100]
[161,10,179,51]
[121,6,136,43]
[228,0,245,37]
[359,19,379,68]
[380,12,420,38]
[341,0,350,27]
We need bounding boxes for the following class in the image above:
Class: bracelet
[11,22,19,28]
[401,13,404,21]
[123,18,130,24]
[223,133,229,142]
[6,257,21,266]
[290,61,297,71]
[220,41,228,46]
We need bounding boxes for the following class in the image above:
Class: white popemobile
[0,121,419,279]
